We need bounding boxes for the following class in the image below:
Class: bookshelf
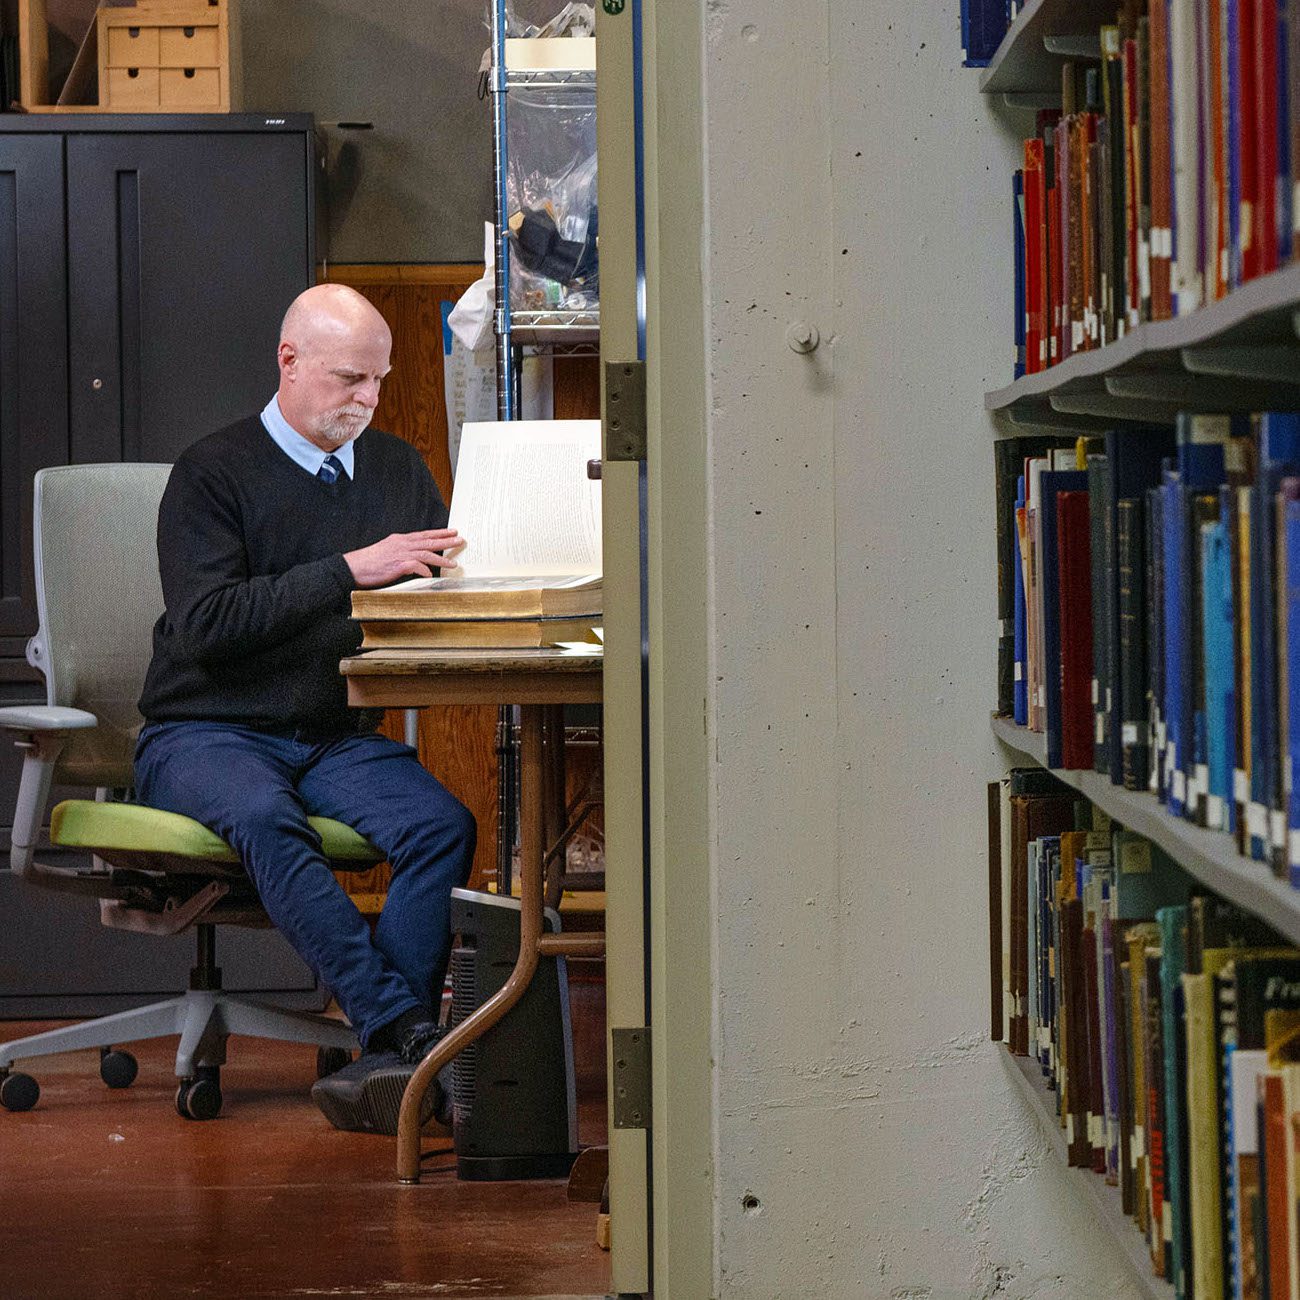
[980,0,1126,96]
[992,714,1300,946]
[999,1048,1175,1300]
[986,260,1300,425]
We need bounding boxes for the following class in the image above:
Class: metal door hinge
[604,361,647,461]
[611,1026,651,1129]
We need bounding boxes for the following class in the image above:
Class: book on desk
[352,419,603,649]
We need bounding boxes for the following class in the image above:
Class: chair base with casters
[0,764,378,1120]
[0,921,360,1120]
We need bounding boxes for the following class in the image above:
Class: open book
[351,419,602,621]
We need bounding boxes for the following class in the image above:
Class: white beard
[317,406,372,446]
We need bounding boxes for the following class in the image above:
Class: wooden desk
[341,647,604,1184]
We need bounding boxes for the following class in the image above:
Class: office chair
[0,463,376,1120]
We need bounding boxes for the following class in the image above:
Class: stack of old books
[351,419,603,651]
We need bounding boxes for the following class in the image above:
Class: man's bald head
[279,283,391,358]
[275,285,393,452]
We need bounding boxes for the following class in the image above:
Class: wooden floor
[0,976,611,1300]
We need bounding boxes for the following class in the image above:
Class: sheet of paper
[446,419,602,578]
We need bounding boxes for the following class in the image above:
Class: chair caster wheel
[0,1070,39,1112]
[316,1046,352,1079]
[100,1049,138,1089]
[176,1073,222,1121]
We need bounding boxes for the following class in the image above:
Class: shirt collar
[260,395,356,480]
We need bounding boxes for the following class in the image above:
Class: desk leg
[543,703,567,910]
[396,702,545,1184]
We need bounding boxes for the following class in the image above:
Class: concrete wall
[697,2,1146,1295]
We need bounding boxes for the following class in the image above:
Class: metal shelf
[503,68,596,89]
[992,716,1300,945]
[986,262,1300,426]
[979,0,1133,95]
[999,1048,1176,1300]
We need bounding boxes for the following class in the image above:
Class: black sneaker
[310,1049,444,1136]
[395,1021,455,1127]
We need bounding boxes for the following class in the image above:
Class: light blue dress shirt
[260,396,356,480]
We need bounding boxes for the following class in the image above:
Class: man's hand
[344,529,465,587]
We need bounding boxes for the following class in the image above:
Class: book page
[446,419,602,579]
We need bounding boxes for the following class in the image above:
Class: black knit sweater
[139,414,447,735]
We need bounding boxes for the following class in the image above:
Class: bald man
[135,285,476,1134]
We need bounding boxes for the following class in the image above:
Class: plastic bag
[447,222,497,352]
[505,83,598,313]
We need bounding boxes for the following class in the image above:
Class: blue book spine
[1164,468,1187,816]
[1228,0,1242,286]
[1013,171,1026,379]
[1287,497,1300,885]
[1220,486,1238,836]
[961,0,1011,66]
[1249,481,1270,859]
[1040,469,1089,768]
[1150,485,1168,800]
[1257,414,1300,866]
[1204,517,1233,832]
[1014,475,1028,723]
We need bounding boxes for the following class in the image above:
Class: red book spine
[1210,0,1229,297]
[1058,490,1094,770]
[1149,0,1174,317]
[1124,38,1142,325]
[1260,1072,1292,1299]
[1242,0,1262,279]
[1257,0,1281,274]
[1058,118,1073,360]
[1047,182,1062,364]
[1024,139,1045,374]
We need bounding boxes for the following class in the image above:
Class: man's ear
[277,341,298,377]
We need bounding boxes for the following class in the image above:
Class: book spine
[1060,491,1096,770]
[1090,457,1112,772]
[1287,491,1300,883]
[1014,171,1027,379]
[1120,497,1151,789]
[1242,0,1262,280]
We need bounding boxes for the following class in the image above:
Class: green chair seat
[51,799,383,864]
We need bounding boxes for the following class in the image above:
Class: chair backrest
[29,463,172,788]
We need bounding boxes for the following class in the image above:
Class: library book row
[1010,0,1300,382]
[991,769,1300,1299]
[995,412,1300,891]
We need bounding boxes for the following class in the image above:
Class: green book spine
[1159,904,1191,1300]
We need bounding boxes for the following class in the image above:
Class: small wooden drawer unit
[98,1,238,112]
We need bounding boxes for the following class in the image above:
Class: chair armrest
[0,705,97,732]
[0,707,98,880]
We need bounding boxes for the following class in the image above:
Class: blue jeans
[134,722,476,1048]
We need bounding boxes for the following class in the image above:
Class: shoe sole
[312,1064,438,1137]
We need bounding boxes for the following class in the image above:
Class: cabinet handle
[91,378,103,390]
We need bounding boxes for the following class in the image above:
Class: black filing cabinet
[0,114,325,1015]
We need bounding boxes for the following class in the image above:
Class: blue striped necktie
[317,453,344,484]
